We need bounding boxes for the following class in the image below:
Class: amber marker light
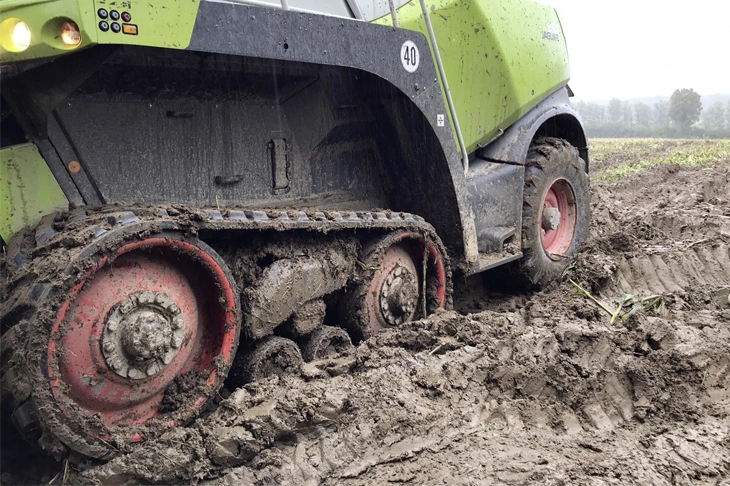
[61,21,81,47]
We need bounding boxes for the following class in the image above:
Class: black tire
[520,137,590,287]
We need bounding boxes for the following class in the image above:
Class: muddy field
[2,139,729,485]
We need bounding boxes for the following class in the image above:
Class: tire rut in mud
[581,161,730,303]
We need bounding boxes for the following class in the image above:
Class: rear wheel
[520,137,590,287]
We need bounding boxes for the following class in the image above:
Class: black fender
[188,2,479,267]
[478,87,589,170]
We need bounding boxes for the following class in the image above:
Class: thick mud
[3,158,730,485]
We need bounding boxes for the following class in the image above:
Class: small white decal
[543,22,560,41]
[437,114,445,127]
[400,40,419,73]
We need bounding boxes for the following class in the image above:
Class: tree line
[573,88,730,138]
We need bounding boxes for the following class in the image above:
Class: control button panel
[96,2,138,36]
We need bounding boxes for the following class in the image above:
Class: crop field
[590,138,730,181]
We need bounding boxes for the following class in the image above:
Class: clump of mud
[3,159,730,485]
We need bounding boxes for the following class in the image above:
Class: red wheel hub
[539,178,577,258]
[362,232,446,335]
[47,236,239,441]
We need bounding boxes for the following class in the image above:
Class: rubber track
[2,207,451,323]
[0,205,451,459]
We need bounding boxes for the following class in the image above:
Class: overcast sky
[540,0,730,101]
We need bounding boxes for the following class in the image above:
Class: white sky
[540,0,730,101]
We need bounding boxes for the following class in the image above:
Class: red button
[122,12,131,22]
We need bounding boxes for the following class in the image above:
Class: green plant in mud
[568,279,664,325]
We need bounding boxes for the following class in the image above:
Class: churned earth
[2,140,729,485]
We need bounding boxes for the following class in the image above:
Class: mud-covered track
[0,205,452,462]
[1,207,453,326]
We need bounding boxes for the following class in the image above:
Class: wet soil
[2,157,730,485]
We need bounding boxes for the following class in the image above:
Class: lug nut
[120,299,134,313]
[128,368,144,379]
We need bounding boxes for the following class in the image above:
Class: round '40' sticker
[400,40,419,73]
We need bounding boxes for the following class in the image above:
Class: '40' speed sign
[400,40,420,73]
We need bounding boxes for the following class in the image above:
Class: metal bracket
[388,0,400,27]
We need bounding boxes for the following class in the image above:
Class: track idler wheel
[24,230,240,459]
[302,325,353,362]
[237,336,304,382]
[345,230,448,340]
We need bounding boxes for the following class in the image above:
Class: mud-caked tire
[520,137,590,288]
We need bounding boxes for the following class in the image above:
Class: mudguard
[478,87,589,169]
